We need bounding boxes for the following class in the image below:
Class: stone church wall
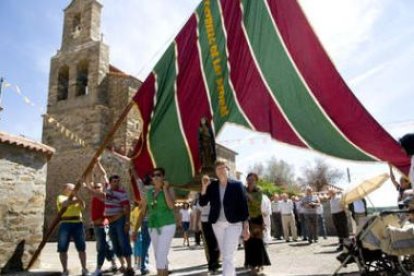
[0,144,49,271]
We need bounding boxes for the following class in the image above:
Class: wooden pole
[26,101,135,270]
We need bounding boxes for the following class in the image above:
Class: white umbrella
[342,173,389,205]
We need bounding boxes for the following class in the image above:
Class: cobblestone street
[19,237,360,276]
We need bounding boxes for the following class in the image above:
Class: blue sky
[1,0,413,206]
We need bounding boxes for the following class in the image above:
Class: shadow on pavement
[4,272,61,276]
[321,243,338,247]
[315,249,342,254]
[170,264,208,275]
[172,246,204,252]
[288,243,312,247]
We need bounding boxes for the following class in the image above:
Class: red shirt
[91,197,108,225]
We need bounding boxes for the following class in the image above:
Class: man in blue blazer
[199,160,250,276]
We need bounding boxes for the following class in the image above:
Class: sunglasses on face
[152,173,163,178]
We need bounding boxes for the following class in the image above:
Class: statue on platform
[198,117,216,170]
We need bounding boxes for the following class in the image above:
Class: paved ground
[19,237,359,275]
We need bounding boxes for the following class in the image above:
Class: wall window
[76,60,89,96]
[57,65,69,101]
[72,13,82,33]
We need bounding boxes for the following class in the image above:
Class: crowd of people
[54,134,414,276]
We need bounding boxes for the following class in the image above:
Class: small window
[72,13,81,33]
[57,65,69,101]
[76,60,88,96]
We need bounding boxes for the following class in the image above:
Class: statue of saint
[198,117,216,169]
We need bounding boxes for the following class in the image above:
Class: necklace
[151,188,161,208]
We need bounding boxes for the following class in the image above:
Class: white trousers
[212,221,242,276]
[149,224,176,270]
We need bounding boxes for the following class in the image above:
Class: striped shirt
[104,187,129,217]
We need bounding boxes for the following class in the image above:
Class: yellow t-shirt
[57,195,83,223]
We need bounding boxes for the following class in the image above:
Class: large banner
[132,0,410,185]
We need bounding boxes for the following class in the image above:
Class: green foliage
[257,179,283,197]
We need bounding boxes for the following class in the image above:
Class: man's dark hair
[400,133,414,156]
[153,167,165,176]
[143,174,152,186]
[109,175,120,182]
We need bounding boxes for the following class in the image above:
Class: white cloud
[348,62,388,86]
[299,0,389,69]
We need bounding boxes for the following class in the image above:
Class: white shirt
[261,195,272,216]
[330,194,344,214]
[296,201,304,214]
[271,200,280,213]
[261,195,272,243]
[278,200,294,215]
[180,208,191,222]
[353,199,366,214]
[199,204,210,223]
[316,203,323,215]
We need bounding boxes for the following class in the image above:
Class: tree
[257,179,283,198]
[299,159,344,192]
[247,162,265,177]
[266,157,295,186]
[247,157,301,197]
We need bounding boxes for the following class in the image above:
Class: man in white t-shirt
[348,198,367,233]
[278,193,297,242]
[261,194,272,243]
[271,194,283,240]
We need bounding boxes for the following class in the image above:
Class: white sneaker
[91,269,102,276]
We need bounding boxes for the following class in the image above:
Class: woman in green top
[141,167,176,276]
[244,173,271,273]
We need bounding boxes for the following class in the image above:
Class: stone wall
[106,73,141,151]
[0,144,49,272]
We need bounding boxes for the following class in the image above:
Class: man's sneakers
[61,271,69,276]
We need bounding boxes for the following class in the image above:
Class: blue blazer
[199,179,249,224]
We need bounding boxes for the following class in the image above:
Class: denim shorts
[182,222,190,231]
[57,222,86,252]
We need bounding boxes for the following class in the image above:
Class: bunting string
[2,80,87,147]
[219,136,271,146]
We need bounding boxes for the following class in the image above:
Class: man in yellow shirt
[57,183,90,276]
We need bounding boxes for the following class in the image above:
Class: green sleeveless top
[247,189,263,218]
[146,187,176,228]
